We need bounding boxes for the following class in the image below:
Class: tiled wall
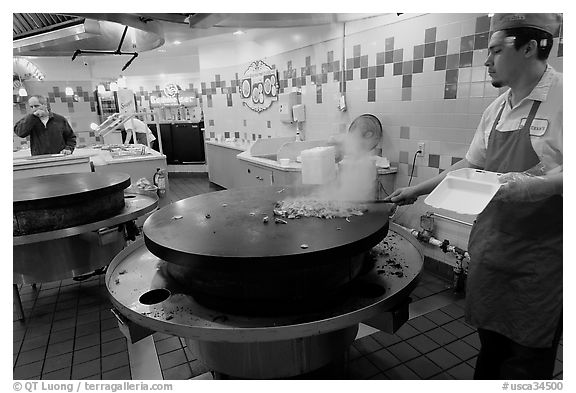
[13,13,563,267]
[193,13,563,264]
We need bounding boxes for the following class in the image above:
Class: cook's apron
[466,100,563,348]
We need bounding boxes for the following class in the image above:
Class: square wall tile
[447,38,460,55]
[460,51,473,68]
[368,90,376,102]
[413,45,424,60]
[385,37,394,51]
[425,27,437,43]
[413,59,424,74]
[399,150,409,164]
[400,126,410,140]
[470,82,484,98]
[368,66,377,78]
[377,52,385,65]
[474,33,489,49]
[475,15,491,33]
[473,49,488,66]
[434,56,447,71]
[424,43,436,58]
[393,63,403,76]
[436,40,448,56]
[428,154,440,168]
[457,83,471,99]
[402,75,412,88]
[458,67,472,83]
[385,51,394,64]
[401,88,412,101]
[451,156,463,165]
[460,35,475,52]
[446,69,459,84]
[437,22,461,41]
[444,84,458,100]
[446,54,460,70]
[402,61,412,75]
[393,49,403,63]
[471,66,486,82]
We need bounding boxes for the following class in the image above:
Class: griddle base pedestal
[186,325,358,379]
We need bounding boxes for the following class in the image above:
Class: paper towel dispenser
[279,92,301,123]
[292,104,306,122]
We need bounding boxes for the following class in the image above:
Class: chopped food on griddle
[273,199,367,219]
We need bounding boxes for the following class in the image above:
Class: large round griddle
[143,185,394,302]
[13,172,131,235]
[108,224,423,343]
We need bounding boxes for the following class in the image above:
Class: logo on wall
[163,83,180,98]
[240,60,278,113]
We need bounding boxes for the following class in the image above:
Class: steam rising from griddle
[285,116,381,208]
[314,115,379,202]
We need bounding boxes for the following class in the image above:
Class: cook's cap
[491,13,562,36]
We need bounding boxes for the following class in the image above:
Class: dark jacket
[14,112,77,156]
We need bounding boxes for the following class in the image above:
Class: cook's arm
[13,115,36,138]
[495,169,562,202]
[384,158,481,205]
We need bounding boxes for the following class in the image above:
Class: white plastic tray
[424,168,502,215]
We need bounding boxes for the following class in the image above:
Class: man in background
[14,94,77,156]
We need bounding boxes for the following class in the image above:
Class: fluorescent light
[65,86,74,96]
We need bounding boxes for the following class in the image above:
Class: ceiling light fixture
[97,84,106,94]
[173,40,181,45]
[65,86,74,96]
[18,87,28,97]
[233,30,245,36]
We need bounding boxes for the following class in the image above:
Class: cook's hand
[494,171,562,202]
[60,149,72,155]
[383,186,419,205]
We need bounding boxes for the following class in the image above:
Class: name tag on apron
[520,118,549,136]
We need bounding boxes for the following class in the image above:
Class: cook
[119,114,157,146]
[14,94,77,156]
[385,13,562,380]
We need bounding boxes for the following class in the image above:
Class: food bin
[424,168,502,215]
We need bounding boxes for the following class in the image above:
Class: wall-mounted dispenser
[292,104,306,122]
[279,92,301,123]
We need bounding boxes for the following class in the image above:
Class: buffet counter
[13,144,167,185]
[13,151,93,179]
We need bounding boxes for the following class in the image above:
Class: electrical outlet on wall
[417,142,425,157]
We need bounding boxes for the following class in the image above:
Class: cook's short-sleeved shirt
[123,117,156,143]
[466,65,563,173]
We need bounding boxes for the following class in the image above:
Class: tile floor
[13,174,563,380]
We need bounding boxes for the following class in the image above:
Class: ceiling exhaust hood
[13,13,165,57]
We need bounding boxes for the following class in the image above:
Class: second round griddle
[143,185,394,301]
[13,172,131,235]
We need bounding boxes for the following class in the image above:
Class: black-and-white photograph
[12,9,564,388]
